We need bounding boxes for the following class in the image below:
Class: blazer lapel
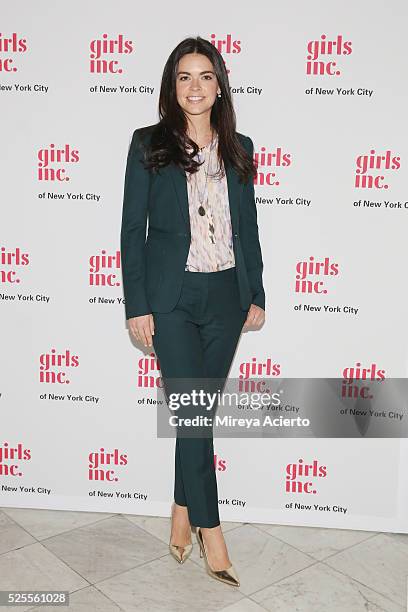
[169,162,243,234]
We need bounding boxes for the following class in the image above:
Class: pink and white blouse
[184,133,235,272]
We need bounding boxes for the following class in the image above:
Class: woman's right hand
[128,314,155,347]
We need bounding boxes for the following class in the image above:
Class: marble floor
[0,506,407,611]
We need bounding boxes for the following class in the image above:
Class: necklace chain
[192,134,217,216]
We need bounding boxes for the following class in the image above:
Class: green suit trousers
[152,265,248,528]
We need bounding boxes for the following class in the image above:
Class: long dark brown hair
[142,36,257,184]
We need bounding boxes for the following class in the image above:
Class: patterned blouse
[184,133,235,272]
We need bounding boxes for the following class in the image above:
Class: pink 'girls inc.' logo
[39,349,80,384]
[341,361,386,399]
[295,256,339,295]
[238,357,280,393]
[254,145,291,188]
[0,442,31,477]
[88,447,128,482]
[137,353,163,389]
[306,34,353,76]
[0,32,28,72]
[37,144,80,182]
[354,149,401,189]
[89,250,121,287]
[1,246,29,284]
[286,458,327,494]
[89,34,134,74]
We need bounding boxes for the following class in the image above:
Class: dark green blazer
[120,123,265,320]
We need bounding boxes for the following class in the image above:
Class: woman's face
[175,52,220,121]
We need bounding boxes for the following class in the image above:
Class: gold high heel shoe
[169,503,193,564]
[196,527,240,587]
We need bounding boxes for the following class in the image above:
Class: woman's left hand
[243,304,265,329]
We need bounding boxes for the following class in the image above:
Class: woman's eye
[178,75,213,81]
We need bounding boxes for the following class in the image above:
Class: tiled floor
[0,506,406,611]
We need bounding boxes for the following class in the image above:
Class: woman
[120,36,265,587]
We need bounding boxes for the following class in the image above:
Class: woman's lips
[187,96,205,103]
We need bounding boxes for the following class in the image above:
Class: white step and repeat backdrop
[1,0,408,533]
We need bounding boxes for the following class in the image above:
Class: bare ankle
[201,525,222,534]
[173,502,188,511]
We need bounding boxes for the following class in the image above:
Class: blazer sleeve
[120,129,151,319]
[240,135,266,311]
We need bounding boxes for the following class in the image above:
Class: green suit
[120,124,265,527]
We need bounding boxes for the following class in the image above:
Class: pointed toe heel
[196,526,240,587]
[169,502,193,564]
